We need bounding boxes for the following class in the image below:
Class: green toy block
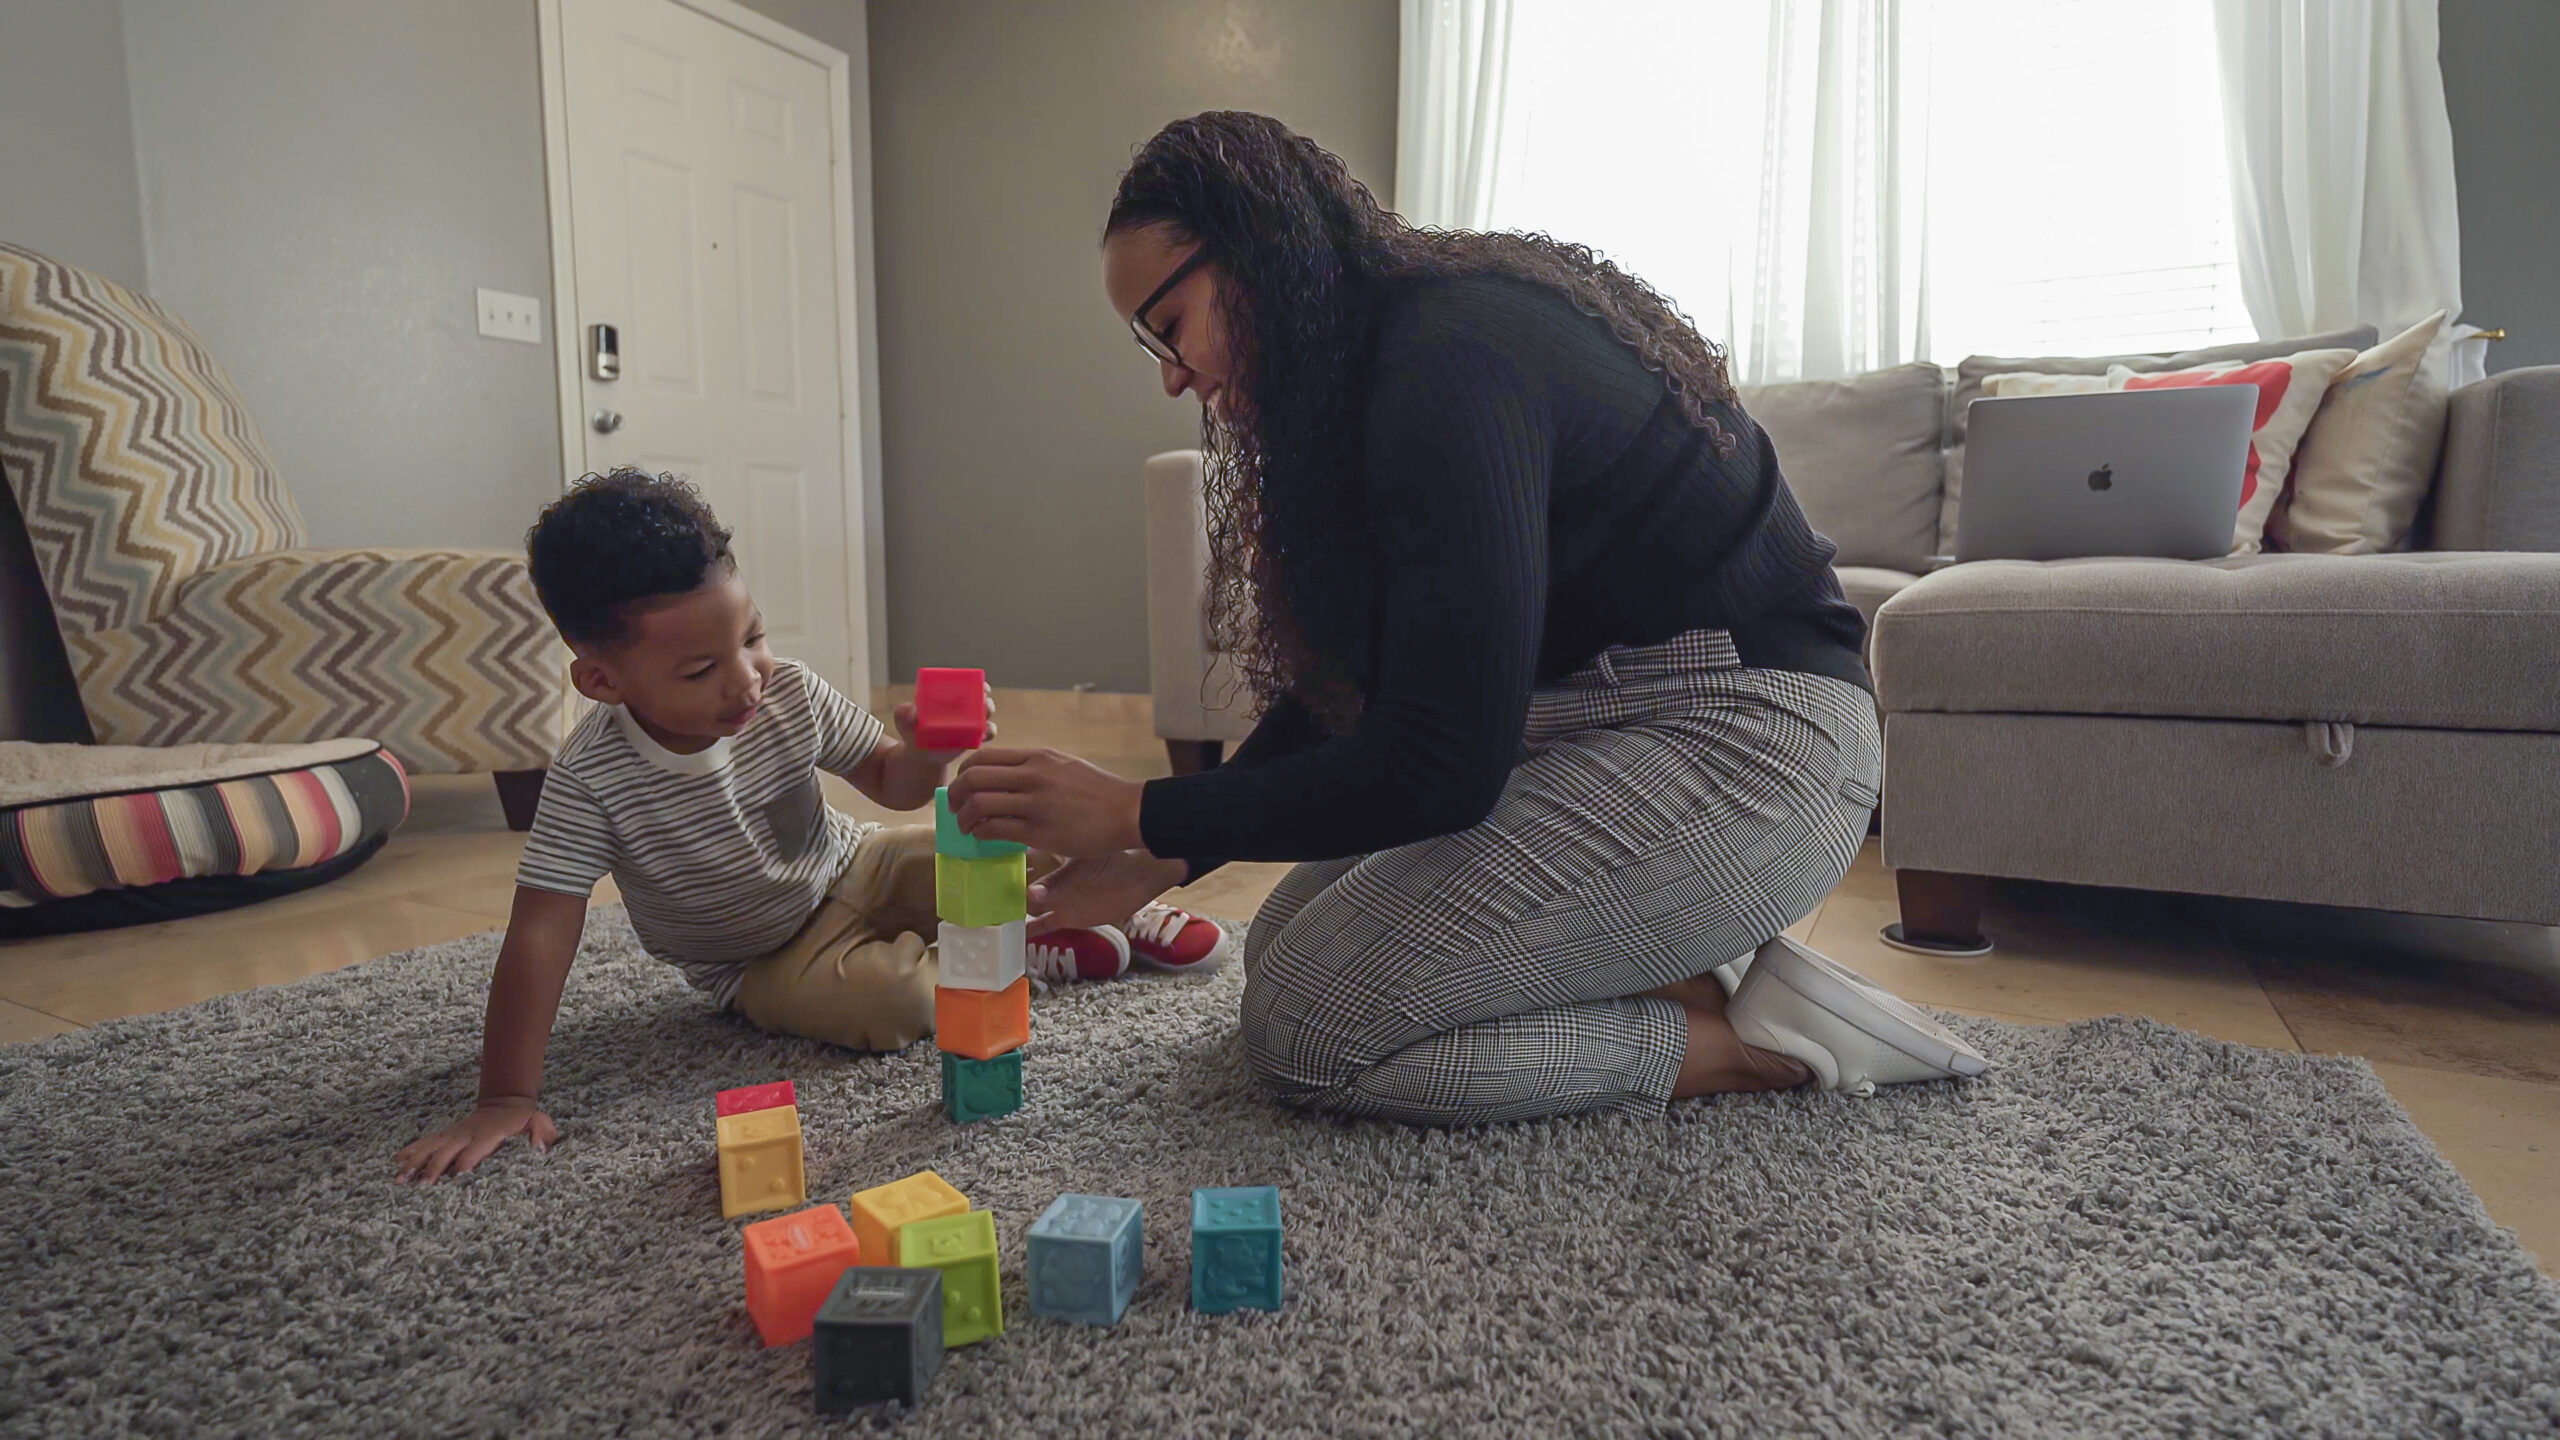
[941,1050,1023,1124]
[897,1210,1004,1347]
[934,786,1025,860]
[935,852,1027,927]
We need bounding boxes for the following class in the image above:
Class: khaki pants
[734,825,943,1052]
[732,825,1055,1052]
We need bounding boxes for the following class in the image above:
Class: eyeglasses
[1129,247,1212,368]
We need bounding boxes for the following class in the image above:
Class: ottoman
[1869,553,2560,948]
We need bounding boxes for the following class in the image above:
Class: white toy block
[938,920,1026,991]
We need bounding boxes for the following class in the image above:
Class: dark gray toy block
[812,1266,945,1412]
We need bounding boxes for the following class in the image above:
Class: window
[1478,0,2254,376]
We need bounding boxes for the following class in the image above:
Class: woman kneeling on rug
[947,112,1990,1125]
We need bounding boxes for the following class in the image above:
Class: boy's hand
[393,1098,558,1184]
[865,682,998,810]
[891,678,998,756]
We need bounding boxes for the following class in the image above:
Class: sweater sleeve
[1137,314,1551,864]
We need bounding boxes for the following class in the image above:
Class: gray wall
[2441,0,2560,374]
[866,0,1398,692]
[0,0,148,290]
[121,0,561,552]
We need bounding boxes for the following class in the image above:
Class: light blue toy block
[1190,1186,1282,1314]
[934,786,1025,859]
[1027,1194,1143,1326]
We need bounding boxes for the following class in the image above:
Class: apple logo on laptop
[2087,464,2114,492]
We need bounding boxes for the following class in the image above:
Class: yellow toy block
[849,1170,970,1266]
[717,1105,807,1219]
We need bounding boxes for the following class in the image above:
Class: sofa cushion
[1869,553,2560,732]
[1939,326,2380,555]
[1741,362,1944,573]
[1835,565,1920,634]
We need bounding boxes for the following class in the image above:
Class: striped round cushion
[0,738,409,931]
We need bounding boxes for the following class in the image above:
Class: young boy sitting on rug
[394,469,1226,1184]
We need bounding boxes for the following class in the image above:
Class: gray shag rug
[6,906,2558,1439]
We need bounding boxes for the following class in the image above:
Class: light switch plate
[476,288,543,344]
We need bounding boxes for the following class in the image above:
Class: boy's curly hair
[526,468,734,648]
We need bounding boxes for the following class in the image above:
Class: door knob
[591,409,624,434]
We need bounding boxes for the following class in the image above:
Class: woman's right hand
[393,1098,558,1184]
[1028,851,1191,936]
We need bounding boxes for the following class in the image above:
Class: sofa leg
[494,769,547,832]
[1886,868,1993,956]
[1165,740,1224,777]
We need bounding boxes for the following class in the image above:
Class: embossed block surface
[936,920,1026,992]
[933,976,1029,1061]
[1190,1186,1283,1314]
[848,1171,969,1271]
[940,1049,1024,1124]
[716,1105,806,1219]
[897,1210,1004,1347]
[934,785,1025,859]
[813,1267,945,1412]
[742,1205,863,1347]
[714,1080,796,1117]
[934,852,1027,927]
[912,668,989,750]
[1028,1194,1143,1326]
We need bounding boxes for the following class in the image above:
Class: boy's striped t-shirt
[516,659,885,1004]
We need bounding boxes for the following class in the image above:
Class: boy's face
[570,568,777,752]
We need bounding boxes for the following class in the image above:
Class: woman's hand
[948,748,1146,858]
[1027,852,1190,936]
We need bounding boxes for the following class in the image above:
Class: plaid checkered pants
[1239,629,1879,1125]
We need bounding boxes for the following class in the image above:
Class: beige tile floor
[5,688,2553,1274]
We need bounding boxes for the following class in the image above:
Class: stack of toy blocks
[715,1081,806,1219]
[922,665,1030,1125]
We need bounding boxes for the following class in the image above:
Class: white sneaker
[1724,936,1995,1097]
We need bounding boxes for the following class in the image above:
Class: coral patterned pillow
[2107,348,2358,553]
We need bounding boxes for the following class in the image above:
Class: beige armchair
[1143,449,1256,772]
[1,241,569,827]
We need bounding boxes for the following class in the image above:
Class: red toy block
[913,668,989,750]
[716,1080,797,1117]
[744,1205,864,1347]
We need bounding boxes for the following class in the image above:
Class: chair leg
[1893,868,1989,951]
[1164,740,1224,776]
[494,769,547,832]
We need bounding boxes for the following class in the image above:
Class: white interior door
[558,0,858,694]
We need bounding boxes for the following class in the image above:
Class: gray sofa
[1141,342,2560,943]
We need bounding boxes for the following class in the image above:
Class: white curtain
[1739,0,1929,384]
[2211,0,2471,373]
[1395,0,1928,384]
[1394,0,1518,229]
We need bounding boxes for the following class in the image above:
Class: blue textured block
[1190,1186,1282,1314]
[934,786,1025,859]
[1027,1194,1142,1325]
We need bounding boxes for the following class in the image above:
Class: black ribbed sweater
[1139,276,1870,871]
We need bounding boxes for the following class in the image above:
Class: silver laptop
[1955,387,2257,562]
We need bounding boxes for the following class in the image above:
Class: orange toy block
[743,1205,863,1347]
[849,1170,970,1268]
[934,977,1029,1060]
[717,1105,807,1219]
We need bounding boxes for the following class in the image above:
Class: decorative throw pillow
[2269,311,2451,554]
[2105,349,2358,553]
[1980,372,2112,399]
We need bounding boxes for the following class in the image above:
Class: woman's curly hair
[1107,111,1739,731]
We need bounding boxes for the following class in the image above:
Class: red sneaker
[1125,903,1233,973]
[1026,926,1131,984]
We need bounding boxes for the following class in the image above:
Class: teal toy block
[897,1210,1004,1346]
[934,786,1025,860]
[1028,1194,1142,1326]
[940,1050,1023,1124]
[935,852,1027,927]
[1190,1186,1283,1314]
